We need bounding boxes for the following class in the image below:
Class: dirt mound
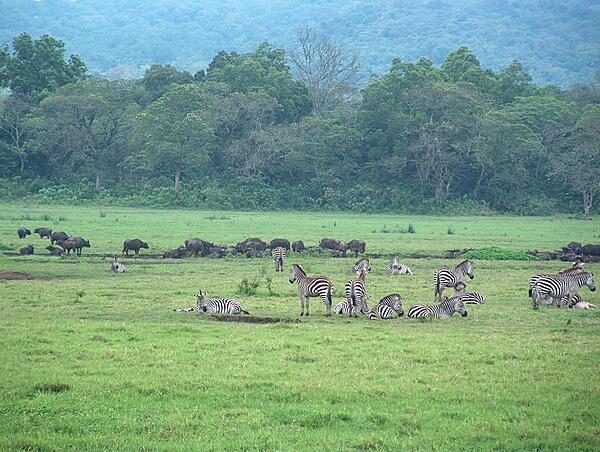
[0,271,34,280]
[208,315,299,324]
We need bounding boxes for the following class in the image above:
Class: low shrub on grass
[462,246,538,260]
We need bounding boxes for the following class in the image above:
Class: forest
[0,31,599,216]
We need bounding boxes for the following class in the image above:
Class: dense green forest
[2,0,599,87]
[0,32,599,216]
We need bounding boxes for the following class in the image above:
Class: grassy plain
[0,203,599,450]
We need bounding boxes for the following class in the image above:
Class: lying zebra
[408,296,468,319]
[368,294,405,320]
[451,282,485,304]
[389,256,413,275]
[334,298,370,315]
[109,256,125,273]
[175,290,250,315]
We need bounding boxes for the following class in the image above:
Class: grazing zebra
[389,256,413,275]
[528,261,585,297]
[352,257,371,276]
[109,256,126,273]
[345,266,368,317]
[271,246,285,272]
[433,259,474,301]
[408,296,468,319]
[195,290,250,315]
[289,264,333,316]
[334,298,370,315]
[368,294,404,320]
[531,272,596,310]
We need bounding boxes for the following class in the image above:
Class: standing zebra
[195,290,250,315]
[368,294,404,320]
[408,296,468,319]
[528,261,584,297]
[345,266,369,317]
[433,259,474,301]
[289,264,333,316]
[531,272,596,310]
[352,257,371,276]
[271,246,286,272]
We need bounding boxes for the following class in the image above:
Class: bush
[462,247,538,261]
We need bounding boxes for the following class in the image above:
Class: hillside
[2,0,599,86]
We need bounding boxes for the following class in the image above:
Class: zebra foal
[368,294,404,320]
[352,257,371,276]
[345,266,369,317]
[289,264,333,316]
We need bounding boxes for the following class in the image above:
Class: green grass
[1,203,599,450]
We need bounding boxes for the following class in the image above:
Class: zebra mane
[292,264,306,276]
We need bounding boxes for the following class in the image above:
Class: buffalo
[162,246,188,259]
[236,237,268,254]
[34,227,52,239]
[319,238,347,256]
[269,238,290,251]
[292,240,305,253]
[60,237,90,256]
[18,227,31,239]
[46,245,64,256]
[19,244,34,255]
[123,239,149,256]
[50,231,69,244]
[347,239,366,257]
[185,238,210,256]
[582,244,600,256]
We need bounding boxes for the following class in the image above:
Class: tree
[289,27,361,114]
[550,106,600,218]
[34,78,136,188]
[134,84,216,197]
[0,33,86,102]
[0,96,32,174]
[139,64,193,106]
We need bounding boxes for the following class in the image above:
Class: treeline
[1,33,599,216]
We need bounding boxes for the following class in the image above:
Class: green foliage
[236,277,260,296]
[462,246,538,261]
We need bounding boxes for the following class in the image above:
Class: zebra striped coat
[345,267,368,317]
[528,262,585,297]
[368,294,404,320]
[352,257,371,276]
[109,256,125,273]
[408,296,468,319]
[334,298,370,315]
[196,291,250,315]
[433,259,474,301]
[271,247,285,272]
[389,256,413,275]
[531,272,596,309]
[451,285,485,305]
[289,264,333,316]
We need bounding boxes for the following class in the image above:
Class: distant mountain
[2,0,599,86]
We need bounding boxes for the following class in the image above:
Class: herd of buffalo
[15,226,364,260]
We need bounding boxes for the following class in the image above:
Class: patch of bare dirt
[0,271,35,280]
[208,315,300,324]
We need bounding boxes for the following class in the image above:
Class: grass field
[1,203,599,450]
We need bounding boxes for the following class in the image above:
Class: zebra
[345,266,368,317]
[195,290,250,315]
[433,259,474,301]
[531,272,596,310]
[389,256,413,275]
[109,256,125,273]
[334,298,370,315]
[352,257,371,276]
[407,296,468,319]
[450,282,485,304]
[368,294,404,320]
[528,261,585,297]
[271,246,285,272]
[289,264,333,316]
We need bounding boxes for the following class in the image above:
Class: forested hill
[2,0,599,87]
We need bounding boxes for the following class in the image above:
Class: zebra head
[388,294,404,316]
[584,273,596,292]
[196,290,208,311]
[353,258,371,276]
[449,296,468,317]
[459,259,475,280]
[289,264,305,284]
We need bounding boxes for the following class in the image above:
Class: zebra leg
[300,294,306,316]
[305,297,310,316]
[325,289,332,317]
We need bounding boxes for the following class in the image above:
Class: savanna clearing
[0,204,599,450]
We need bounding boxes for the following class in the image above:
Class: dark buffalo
[185,238,215,257]
[19,244,34,255]
[563,242,582,254]
[18,227,31,239]
[34,227,52,239]
[123,239,149,256]
[236,237,268,254]
[51,231,69,244]
[162,246,188,259]
[582,244,600,256]
[319,238,347,255]
[60,237,90,256]
[292,240,305,253]
[46,245,64,256]
[347,239,366,257]
[269,238,290,250]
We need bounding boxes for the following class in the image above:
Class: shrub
[462,246,538,261]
